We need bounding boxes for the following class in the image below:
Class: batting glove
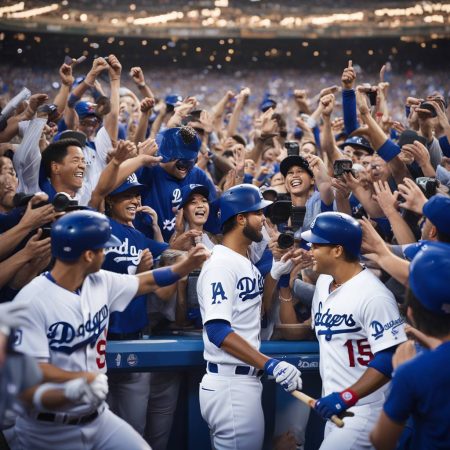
[270,257,293,281]
[315,389,359,420]
[264,359,302,392]
[89,374,109,402]
[64,378,97,405]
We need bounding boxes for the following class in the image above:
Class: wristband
[339,388,359,407]
[377,139,400,162]
[138,82,146,88]
[68,93,81,108]
[264,358,280,376]
[278,274,290,288]
[152,267,181,287]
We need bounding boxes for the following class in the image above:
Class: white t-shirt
[197,245,264,365]
[311,268,407,404]
[13,270,138,412]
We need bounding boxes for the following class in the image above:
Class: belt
[207,362,263,377]
[35,405,104,426]
[108,331,142,341]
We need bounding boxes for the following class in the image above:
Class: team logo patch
[370,316,405,340]
[211,282,227,304]
[127,353,138,367]
[342,391,353,402]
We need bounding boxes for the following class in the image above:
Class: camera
[416,177,439,198]
[13,191,79,212]
[266,200,306,249]
[333,159,353,178]
[367,90,378,107]
[419,102,437,118]
[284,141,300,157]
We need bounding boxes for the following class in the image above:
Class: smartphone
[419,102,437,118]
[367,90,377,107]
[284,141,300,157]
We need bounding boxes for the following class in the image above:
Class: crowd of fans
[0,52,449,450]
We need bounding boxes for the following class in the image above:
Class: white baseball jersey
[311,268,407,405]
[197,245,264,365]
[13,270,139,414]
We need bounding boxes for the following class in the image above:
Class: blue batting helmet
[339,136,373,154]
[51,210,121,261]
[301,212,362,257]
[156,126,201,163]
[409,241,450,315]
[218,184,272,227]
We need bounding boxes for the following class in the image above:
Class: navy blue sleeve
[383,362,416,423]
[439,135,450,157]
[342,89,359,135]
[368,346,397,378]
[377,139,401,162]
[204,319,234,348]
[313,126,321,150]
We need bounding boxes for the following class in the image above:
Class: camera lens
[277,232,294,249]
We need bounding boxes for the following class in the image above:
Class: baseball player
[12,210,209,450]
[197,184,302,450]
[301,211,407,450]
[371,242,450,450]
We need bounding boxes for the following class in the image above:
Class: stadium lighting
[133,11,184,25]
[0,2,24,17]
[9,4,59,19]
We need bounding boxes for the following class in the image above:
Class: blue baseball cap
[178,184,210,209]
[75,101,100,119]
[260,96,276,112]
[165,94,182,106]
[423,194,450,234]
[409,241,450,314]
[340,136,373,154]
[109,173,144,196]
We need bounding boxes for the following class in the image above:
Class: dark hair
[222,214,239,235]
[232,134,247,147]
[407,288,450,338]
[41,138,81,178]
[437,230,450,243]
[342,247,359,263]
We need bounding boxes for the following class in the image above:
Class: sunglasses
[175,159,196,171]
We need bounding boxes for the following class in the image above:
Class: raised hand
[396,178,427,214]
[136,249,154,273]
[140,97,155,114]
[130,66,145,85]
[106,54,122,81]
[59,63,74,87]
[372,180,398,216]
[341,60,356,90]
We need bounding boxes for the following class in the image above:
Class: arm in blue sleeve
[342,89,359,135]
[368,346,397,378]
[405,105,411,119]
[205,319,234,348]
[313,126,321,150]
[438,135,450,157]
[377,139,401,162]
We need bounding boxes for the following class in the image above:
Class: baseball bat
[291,390,345,428]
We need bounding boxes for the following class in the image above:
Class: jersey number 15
[344,339,374,367]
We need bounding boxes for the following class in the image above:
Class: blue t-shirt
[138,165,217,242]
[383,341,450,449]
[103,218,168,334]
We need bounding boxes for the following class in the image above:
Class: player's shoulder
[199,246,237,276]
[14,273,52,301]
[357,268,395,299]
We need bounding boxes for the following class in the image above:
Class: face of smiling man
[51,145,86,195]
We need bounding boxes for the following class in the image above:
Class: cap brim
[300,229,331,244]
[104,234,121,248]
[109,183,145,196]
[179,185,210,209]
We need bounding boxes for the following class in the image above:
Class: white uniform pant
[15,405,151,450]
[199,373,264,450]
[320,399,384,450]
[107,372,151,435]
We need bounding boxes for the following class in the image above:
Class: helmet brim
[103,234,121,248]
[300,229,331,244]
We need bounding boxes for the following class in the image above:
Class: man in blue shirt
[370,241,450,450]
[138,126,216,242]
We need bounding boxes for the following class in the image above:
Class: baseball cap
[109,173,144,196]
[280,155,314,178]
[178,184,210,209]
[339,136,373,155]
[398,129,428,148]
[75,101,100,120]
[423,194,450,235]
[260,96,277,112]
[409,241,450,314]
[165,94,182,106]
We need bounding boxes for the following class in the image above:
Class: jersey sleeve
[383,363,416,423]
[198,266,236,324]
[94,126,112,169]
[361,293,407,354]
[100,270,140,313]
[13,296,50,361]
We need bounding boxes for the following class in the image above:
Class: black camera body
[416,177,439,198]
[266,200,306,249]
[285,141,300,156]
[419,102,437,118]
[333,159,353,178]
